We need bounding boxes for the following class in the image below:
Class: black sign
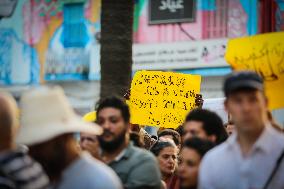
[149,0,196,25]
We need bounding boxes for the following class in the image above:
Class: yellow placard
[83,111,96,122]
[225,32,284,110]
[129,71,201,128]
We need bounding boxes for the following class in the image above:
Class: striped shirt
[0,146,49,189]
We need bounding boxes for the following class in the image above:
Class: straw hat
[16,86,102,146]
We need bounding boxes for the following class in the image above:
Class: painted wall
[276,0,284,31]
[0,0,39,85]
[0,0,262,85]
[133,0,258,43]
[0,0,101,84]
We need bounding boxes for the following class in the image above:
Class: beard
[28,135,71,182]
[98,128,127,152]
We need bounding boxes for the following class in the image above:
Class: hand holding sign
[129,71,201,128]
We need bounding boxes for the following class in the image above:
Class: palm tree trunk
[100,0,134,99]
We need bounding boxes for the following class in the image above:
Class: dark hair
[95,96,130,123]
[130,131,144,148]
[150,141,176,156]
[183,137,214,158]
[175,125,184,137]
[185,109,228,145]
[158,129,181,146]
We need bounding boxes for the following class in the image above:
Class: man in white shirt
[199,71,284,189]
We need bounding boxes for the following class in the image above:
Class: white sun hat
[16,86,102,146]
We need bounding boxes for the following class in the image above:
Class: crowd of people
[0,71,283,189]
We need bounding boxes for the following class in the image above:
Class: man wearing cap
[16,87,122,189]
[96,96,162,189]
[199,71,284,189]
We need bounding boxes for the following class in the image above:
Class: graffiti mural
[0,28,39,85]
[22,0,101,81]
[0,0,101,85]
[0,0,271,85]
[23,0,63,46]
[227,0,248,38]
[133,0,257,44]
[275,0,284,31]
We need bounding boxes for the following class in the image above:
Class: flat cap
[223,71,264,97]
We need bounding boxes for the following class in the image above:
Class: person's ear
[126,122,131,132]
[264,95,269,108]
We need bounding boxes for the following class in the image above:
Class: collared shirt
[199,125,284,189]
[114,148,127,162]
[0,146,49,189]
[108,142,162,189]
[53,152,122,189]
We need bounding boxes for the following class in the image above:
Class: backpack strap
[263,148,284,189]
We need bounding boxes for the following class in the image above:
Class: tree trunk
[100,0,134,99]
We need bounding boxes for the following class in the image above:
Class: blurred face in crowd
[29,134,74,181]
[80,133,100,159]
[97,107,129,152]
[157,146,178,178]
[183,121,215,143]
[225,90,268,133]
[178,147,201,189]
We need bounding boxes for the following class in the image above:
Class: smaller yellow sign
[225,32,284,110]
[83,111,96,122]
[129,71,201,128]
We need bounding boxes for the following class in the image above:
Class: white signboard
[132,38,229,70]
[203,98,228,123]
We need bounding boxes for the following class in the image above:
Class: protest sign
[202,98,227,123]
[83,111,96,122]
[225,32,284,110]
[129,70,201,128]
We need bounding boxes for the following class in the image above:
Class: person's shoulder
[202,141,229,164]
[269,126,284,141]
[0,149,23,163]
[78,154,122,188]
[130,146,156,162]
[0,149,34,172]
[81,153,116,174]
[0,173,16,189]
[123,146,161,188]
[267,126,284,151]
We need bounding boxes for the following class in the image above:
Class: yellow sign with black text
[129,71,201,128]
[225,32,284,110]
